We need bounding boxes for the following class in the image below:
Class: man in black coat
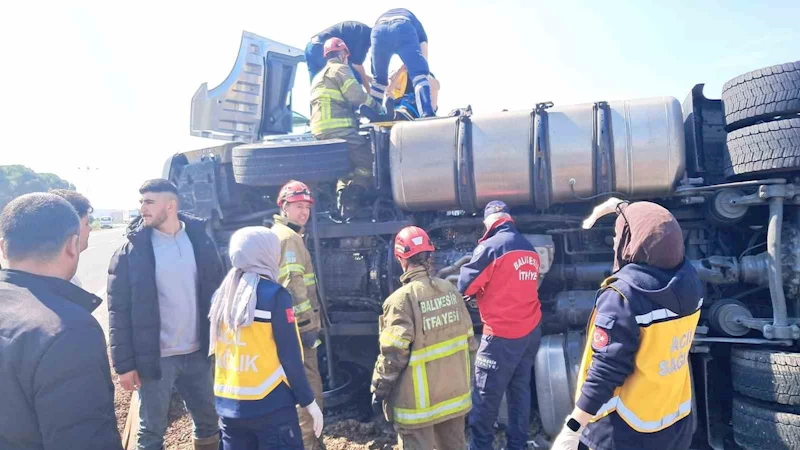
[0,193,122,450]
[107,179,224,450]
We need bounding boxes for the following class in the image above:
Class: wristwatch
[566,416,582,432]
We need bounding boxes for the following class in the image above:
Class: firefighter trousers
[297,345,324,450]
[395,415,466,450]
[314,127,373,192]
[469,326,542,450]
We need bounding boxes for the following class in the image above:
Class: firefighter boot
[193,434,220,450]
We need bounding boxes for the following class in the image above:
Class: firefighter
[457,201,543,450]
[552,200,702,450]
[310,37,381,218]
[210,226,323,449]
[271,180,325,449]
[369,8,434,117]
[371,226,477,449]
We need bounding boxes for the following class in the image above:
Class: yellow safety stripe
[303,273,316,286]
[409,334,470,365]
[294,300,313,315]
[312,87,345,102]
[214,366,286,398]
[279,263,305,278]
[595,397,692,432]
[311,117,356,134]
[379,331,410,350]
[393,391,472,425]
[341,78,356,94]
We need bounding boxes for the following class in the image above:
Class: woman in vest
[553,200,702,450]
[209,227,323,449]
[371,226,477,449]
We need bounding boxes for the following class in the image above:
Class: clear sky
[1,0,798,210]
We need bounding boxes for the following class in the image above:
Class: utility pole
[77,166,99,198]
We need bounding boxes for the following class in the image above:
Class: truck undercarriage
[165,31,800,448]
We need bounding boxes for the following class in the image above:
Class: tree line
[0,165,77,210]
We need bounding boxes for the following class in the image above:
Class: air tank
[390,97,686,212]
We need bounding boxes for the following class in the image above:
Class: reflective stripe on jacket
[272,215,320,333]
[372,266,477,429]
[213,278,314,419]
[310,60,378,136]
[575,261,702,438]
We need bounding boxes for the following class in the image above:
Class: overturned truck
[165,31,800,449]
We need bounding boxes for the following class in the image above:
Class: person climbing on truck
[371,226,476,450]
[369,8,434,118]
[552,199,702,450]
[210,226,322,450]
[310,37,381,218]
[305,21,372,92]
[271,180,326,449]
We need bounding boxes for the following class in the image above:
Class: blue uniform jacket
[578,260,702,450]
[215,279,315,419]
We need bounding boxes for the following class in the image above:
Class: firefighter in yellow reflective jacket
[310,37,381,217]
[371,226,477,450]
[271,181,324,450]
[552,200,702,450]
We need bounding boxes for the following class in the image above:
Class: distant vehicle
[99,216,113,229]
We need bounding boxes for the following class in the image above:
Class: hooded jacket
[576,260,702,450]
[106,213,224,380]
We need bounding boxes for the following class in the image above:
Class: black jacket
[0,269,122,450]
[107,213,224,380]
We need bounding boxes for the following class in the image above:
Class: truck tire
[231,138,351,186]
[722,61,800,131]
[732,395,800,450]
[731,346,800,405]
[724,118,800,178]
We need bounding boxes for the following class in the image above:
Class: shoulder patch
[473,245,485,257]
[592,328,610,350]
[286,308,295,323]
[284,251,297,263]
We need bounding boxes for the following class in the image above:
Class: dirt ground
[112,364,546,450]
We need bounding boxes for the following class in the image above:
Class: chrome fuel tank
[389,96,686,212]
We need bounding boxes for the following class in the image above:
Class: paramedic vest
[214,280,303,401]
[381,267,476,429]
[576,277,700,433]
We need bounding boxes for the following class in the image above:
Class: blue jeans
[304,41,363,84]
[137,351,219,450]
[469,326,542,450]
[369,19,433,116]
[220,406,303,450]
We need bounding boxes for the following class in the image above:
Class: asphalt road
[76,226,128,338]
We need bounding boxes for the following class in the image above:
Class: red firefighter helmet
[323,37,350,58]
[394,226,435,259]
[277,180,314,207]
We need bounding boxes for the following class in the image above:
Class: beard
[145,210,168,229]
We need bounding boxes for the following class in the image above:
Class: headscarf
[613,202,685,272]
[208,226,281,355]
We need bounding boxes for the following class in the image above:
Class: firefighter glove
[301,329,320,349]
